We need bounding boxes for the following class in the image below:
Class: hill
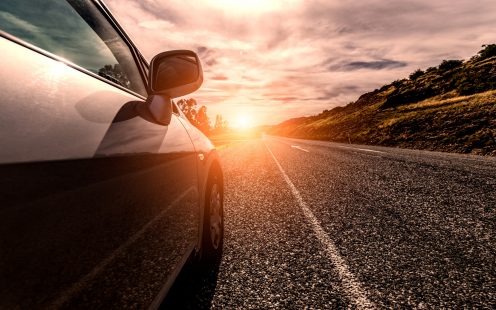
[269,45,496,156]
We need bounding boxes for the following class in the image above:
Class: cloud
[138,19,174,30]
[271,96,299,102]
[211,74,228,81]
[195,46,220,68]
[329,59,408,71]
[105,0,496,125]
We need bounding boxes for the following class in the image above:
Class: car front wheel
[201,172,224,264]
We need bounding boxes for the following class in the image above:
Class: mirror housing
[149,50,203,98]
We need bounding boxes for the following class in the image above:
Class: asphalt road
[163,136,496,309]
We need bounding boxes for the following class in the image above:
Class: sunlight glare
[236,114,252,129]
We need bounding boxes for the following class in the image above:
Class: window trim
[171,101,180,116]
[93,0,151,94]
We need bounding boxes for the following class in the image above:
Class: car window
[0,0,147,96]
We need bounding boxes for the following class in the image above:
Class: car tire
[200,172,224,265]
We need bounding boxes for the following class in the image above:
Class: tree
[212,114,229,135]
[214,115,223,130]
[177,98,211,135]
[177,98,198,124]
[477,44,496,60]
[196,106,210,135]
[409,69,424,80]
[438,59,463,71]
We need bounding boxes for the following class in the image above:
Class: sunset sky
[106,0,496,127]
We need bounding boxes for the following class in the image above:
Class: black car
[0,0,224,308]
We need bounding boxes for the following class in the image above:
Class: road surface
[163,136,496,309]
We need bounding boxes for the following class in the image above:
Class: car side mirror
[146,50,203,125]
[149,50,203,98]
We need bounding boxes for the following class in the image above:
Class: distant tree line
[212,114,229,135]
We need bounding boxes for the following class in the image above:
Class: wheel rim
[209,183,222,249]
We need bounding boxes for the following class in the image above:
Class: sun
[235,115,252,129]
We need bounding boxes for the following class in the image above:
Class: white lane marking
[50,187,195,309]
[338,145,384,154]
[264,142,375,309]
[291,145,310,153]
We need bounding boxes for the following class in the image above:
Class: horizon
[106,0,496,127]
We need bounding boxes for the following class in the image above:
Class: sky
[106,0,496,127]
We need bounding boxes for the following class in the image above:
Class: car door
[0,0,199,308]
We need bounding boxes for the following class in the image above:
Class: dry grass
[270,90,496,155]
